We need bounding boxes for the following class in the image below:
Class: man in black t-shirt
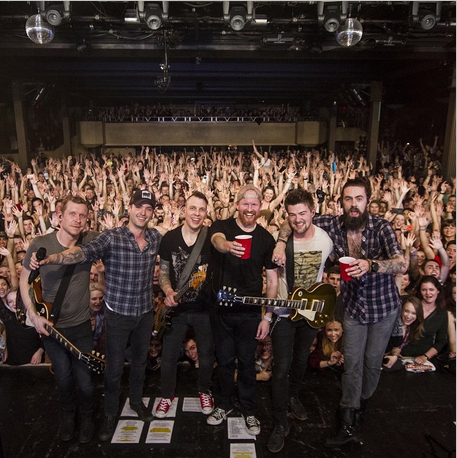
[207,185,278,437]
[156,192,215,418]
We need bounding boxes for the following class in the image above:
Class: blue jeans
[271,317,318,427]
[161,310,214,397]
[42,320,95,415]
[104,308,154,416]
[210,310,260,417]
[341,308,397,410]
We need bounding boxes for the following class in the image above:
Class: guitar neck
[45,325,83,360]
[175,282,191,302]
[240,296,307,310]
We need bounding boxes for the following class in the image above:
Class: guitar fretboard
[240,296,324,313]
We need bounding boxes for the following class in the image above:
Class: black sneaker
[289,397,308,421]
[60,411,75,441]
[98,416,117,442]
[268,424,290,453]
[324,425,360,448]
[130,401,153,422]
[79,415,95,444]
[242,415,261,436]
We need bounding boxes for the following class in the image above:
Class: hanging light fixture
[25,13,55,44]
[336,18,363,47]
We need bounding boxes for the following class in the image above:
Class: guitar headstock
[217,287,241,306]
[189,264,208,290]
[81,351,106,375]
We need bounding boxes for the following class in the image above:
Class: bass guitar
[16,277,106,374]
[217,282,336,329]
[153,265,208,340]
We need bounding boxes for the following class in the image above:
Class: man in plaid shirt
[36,189,162,442]
[273,178,407,449]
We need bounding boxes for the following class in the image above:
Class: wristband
[423,354,429,360]
[277,238,287,244]
[263,315,272,323]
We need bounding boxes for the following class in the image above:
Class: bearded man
[273,178,407,448]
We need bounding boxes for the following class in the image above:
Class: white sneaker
[207,407,232,425]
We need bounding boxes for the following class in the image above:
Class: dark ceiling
[0,1,455,109]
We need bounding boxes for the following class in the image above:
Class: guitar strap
[51,233,84,324]
[176,226,208,290]
[285,234,295,295]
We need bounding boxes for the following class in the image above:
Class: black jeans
[210,310,260,417]
[161,310,214,397]
[104,308,154,416]
[271,316,317,427]
[42,320,95,415]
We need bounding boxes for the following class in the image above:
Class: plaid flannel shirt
[81,226,161,316]
[315,214,402,324]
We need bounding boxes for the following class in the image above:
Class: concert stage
[0,362,454,458]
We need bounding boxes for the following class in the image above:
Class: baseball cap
[130,189,155,208]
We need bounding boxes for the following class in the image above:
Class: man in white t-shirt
[268,188,333,453]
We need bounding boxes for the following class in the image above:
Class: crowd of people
[0,135,454,449]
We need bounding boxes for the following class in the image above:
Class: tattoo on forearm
[380,255,407,275]
[52,247,85,265]
[278,220,292,241]
[158,261,172,290]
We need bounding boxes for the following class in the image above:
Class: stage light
[230,6,247,31]
[317,2,348,33]
[145,3,163,30]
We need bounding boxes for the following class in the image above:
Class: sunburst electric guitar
[153,265,208,340]
[217,282,336,329]
[16,277,106,374]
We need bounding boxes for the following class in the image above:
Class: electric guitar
[217,282,336,329]
[16,277,106,374]
[153,265,208,339]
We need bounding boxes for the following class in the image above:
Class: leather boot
[355,397,369,423]
[79,414,95,444]
[98,415,117,442]
[60,410,75,441]
[324,408,360,448]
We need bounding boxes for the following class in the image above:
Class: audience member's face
[90,265,99,283]
[369,202,379,215]
[183,339,198,362]
[446,243,456,264]
[420,281,439,306]
[423,261,440,279]
[325,321,343,343]
[256,336,272,361]
[443,224,456,240]
[327,273,341,295]
[401,273,410,291]
[89,289,103,312]
[0,267,10,281]
[6,291,17,312]
[392,214,405,229]
[416,250,426,266]
[149,339,163,358]
[402,301,417,326]
[23,219,33,235]
[0,278,9,299]
[263,189,274,202]
[15,262,22,278]
[0,237,7,248]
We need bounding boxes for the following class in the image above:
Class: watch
[371,260,380,272]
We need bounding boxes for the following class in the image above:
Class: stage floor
[0,362,455,458]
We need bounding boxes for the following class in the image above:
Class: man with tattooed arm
[272,177,407,448]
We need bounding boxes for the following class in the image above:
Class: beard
[342,207,369,231]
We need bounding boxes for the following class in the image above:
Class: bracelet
[263,315,272,323]
[423,354,429,360]
[277,238,287,244]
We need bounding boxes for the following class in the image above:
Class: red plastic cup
[339,256,356,281]
[235,235,252,259]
